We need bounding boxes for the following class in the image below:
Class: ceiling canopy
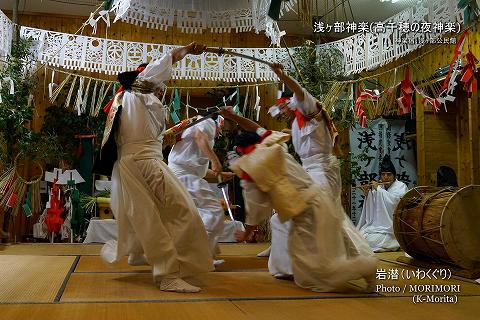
[109,0,297,46]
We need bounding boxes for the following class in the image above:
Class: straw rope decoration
[323,81,348,115]
[0,153,43,218]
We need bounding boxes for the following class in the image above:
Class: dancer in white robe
[223,108,377,293]
[99,43,213,293]
[357,155,408,252]
[266,64,373,277]
[168,116,233,257]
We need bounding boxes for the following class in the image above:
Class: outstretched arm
[220,106,261,133]
[194,129,222,174]
[204,169,235,181]
[270,63,304,102]
[171,42,206,64]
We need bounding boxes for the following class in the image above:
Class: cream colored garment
[232,137,377,292]
[240,180,273,226]
[231,133,308,223]
[101,53,213,281]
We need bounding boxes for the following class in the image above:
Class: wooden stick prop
[205,47,274,67]
[163,109,221,146]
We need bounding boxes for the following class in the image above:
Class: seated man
[222,107,377,293]
[357,155,408,252]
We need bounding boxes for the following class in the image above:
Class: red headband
[276,97,291,105]
[235,130,272,155]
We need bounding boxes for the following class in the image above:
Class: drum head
[393,186,441,260]
[442,185,480,269]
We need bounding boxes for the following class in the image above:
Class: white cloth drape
[84,219,117,243]
[357,180,408,252]
[168,118,224,254]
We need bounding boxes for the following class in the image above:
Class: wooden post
[415,93,425,185]
[12,0,20,45]
[469,90,479,184]
[457,94,472,185]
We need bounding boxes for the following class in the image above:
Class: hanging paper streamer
[81,78,92,114]
[22,185,33,218]
[50,74,71,104]
[90,80,99,116]
[397,66,414,115]
[3,77,14,94]
[96,82,112,114]
[355,83,379,128]
[87,10,111,35]
[233,86,241,115]
[243,86,250,117]
[170,88,181,124]
[48,69,56,98]
[254,85,261,121]
[438,31,468,108]
[95,82,107,113]
[65,76,78,108]
[458,0,480,27]
[423,96,441,113]
[74,77,85,115]
[460,49,478,97]
[0,77,15,103]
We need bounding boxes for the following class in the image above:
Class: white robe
[357,179,408,252]
[100,53,213,281]
[168,118,224,254]
[267,90,373,276]
[240,178,292,276]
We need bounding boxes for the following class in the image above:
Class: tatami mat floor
[0,243,478,319]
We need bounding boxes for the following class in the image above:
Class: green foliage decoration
[0,38,38,166]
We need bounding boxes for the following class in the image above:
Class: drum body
[393,186,480,269]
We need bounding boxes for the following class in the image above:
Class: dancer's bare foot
[159,278,201,293]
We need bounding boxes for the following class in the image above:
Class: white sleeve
[180,126,195,140]
[378,180,408,202]
[180,118,215,140]
[289,88,318,116]
[241,180,273,226]
[137,53,173,88]
[197,118,216,140]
